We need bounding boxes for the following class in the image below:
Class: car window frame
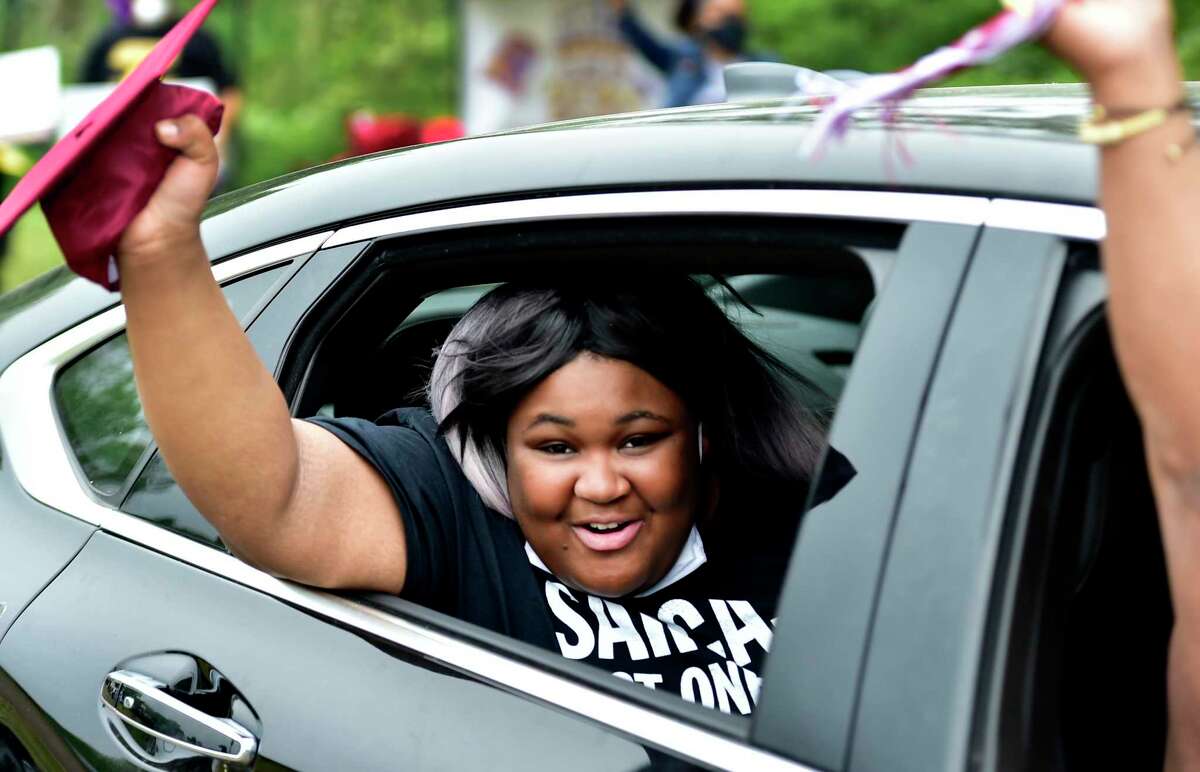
[273,213,898,745]
[266,188,996,768]
[0,190,1106,772]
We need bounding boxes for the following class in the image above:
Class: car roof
[5,82,1192,361]
[200,82,1199,260]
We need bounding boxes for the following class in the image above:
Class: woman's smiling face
[506,353,704,597]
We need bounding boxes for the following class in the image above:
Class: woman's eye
[621,433,667,450]
[538,442,575,455]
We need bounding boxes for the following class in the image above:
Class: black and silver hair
[428,275,833,517]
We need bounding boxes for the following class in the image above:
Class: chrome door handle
[100,669,258,767]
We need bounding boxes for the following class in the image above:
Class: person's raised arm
[1046,3,1200,768]
[610,0,679,75]
[117,116,408,593]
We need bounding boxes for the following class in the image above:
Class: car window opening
[283,227,886,721]
[990,295,1172,770]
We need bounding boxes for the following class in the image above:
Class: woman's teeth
[574,520,644,551]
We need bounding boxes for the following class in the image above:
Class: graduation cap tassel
[802,0,1067,157]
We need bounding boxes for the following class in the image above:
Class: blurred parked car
[0,81,1196,771]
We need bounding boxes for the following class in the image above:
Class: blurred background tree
[0,0,1197,288]
[756,0,1200,86]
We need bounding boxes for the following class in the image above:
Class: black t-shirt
[533,551,778,715]
[81,20,237,90]
[311,408,832,716]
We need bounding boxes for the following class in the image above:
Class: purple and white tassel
[803,0,1068,155]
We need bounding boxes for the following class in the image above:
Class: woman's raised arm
[1046,2,1200,768]
[117,116,408,593]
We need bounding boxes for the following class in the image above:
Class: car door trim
[0,191,1104,772]
[324,190,1103,247]
[985,199,1106,241]
[327,189,993,247]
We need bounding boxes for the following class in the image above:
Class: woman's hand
[1042,0,1181,104]
[116,115,220,272]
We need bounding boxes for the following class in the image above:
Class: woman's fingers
[1042,0,1175,85]
[156,115,220,165]
[117,114,220,267]
[153,115,221,204]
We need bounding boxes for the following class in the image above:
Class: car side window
[281,215,898,728]
[121,450,222,546]
[53,266,288,508]
[54,333,147,497]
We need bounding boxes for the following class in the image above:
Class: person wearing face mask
[611,0,761,107]
[82,0,242,188]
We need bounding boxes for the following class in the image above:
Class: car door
[0,188,985,771]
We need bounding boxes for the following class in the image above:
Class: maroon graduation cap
[0,0,224,290]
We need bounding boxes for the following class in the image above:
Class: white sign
[0,46,62,144]
[462,0,680,134]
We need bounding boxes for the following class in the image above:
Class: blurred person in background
[612,0,761,107]
[82,0,242,188]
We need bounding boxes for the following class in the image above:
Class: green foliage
[751,0,1199,86]
[224,0,459,184]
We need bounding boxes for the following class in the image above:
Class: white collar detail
[524,525,707,598]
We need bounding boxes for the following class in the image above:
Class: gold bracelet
[1091,98,1189,121]
[1080,104,1179,145]
[1080,100,1195,161]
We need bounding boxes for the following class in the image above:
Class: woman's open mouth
[572,520,643,552]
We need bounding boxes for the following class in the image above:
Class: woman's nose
[574,453,631,503]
